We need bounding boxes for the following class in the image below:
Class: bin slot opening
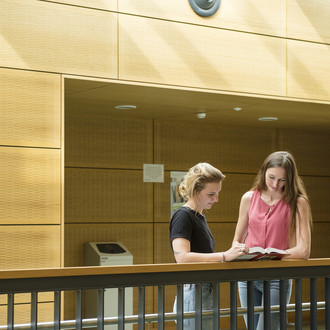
[96,243,126,254]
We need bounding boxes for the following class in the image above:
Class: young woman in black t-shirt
[169,162,247,329]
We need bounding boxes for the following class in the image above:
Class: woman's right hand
[224,242,249,261]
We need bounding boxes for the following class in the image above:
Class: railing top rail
[0,258,329,280]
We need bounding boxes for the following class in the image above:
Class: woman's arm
[172,237,247,263]
[232,191,253,245]
[284,197,311,259]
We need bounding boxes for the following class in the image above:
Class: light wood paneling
[119,0,286,37]
[310,222,330,258]
[0,292,52,305]
[44,0,117,11]
[0,0,117,78]
[287,40,330,101]
[154,120,275,173]
[119,15,286,96]
[65,114,153,168]
[0,225,61,269]
[0,147,61,225]
[208,174,256,222]
[0,302,54,324]
[65,168,153,223]
[154,172,255,222]
[303,177,330,222]
[278,129,330,176]
[287,0,330,43]
[0,68,60,148]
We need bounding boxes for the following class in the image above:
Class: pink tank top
[245,190,290,250]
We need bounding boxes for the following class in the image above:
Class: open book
[234,247,290,261]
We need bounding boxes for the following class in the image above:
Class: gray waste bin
[85,242,133,329]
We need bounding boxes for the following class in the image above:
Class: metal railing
[0,259,329,329]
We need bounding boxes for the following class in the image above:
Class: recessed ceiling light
[233,107,242,111]
[114,105,137,110]
[258,117,278,121]
[196,112,206,119]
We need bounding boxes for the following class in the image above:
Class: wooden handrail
[0,258,329,280]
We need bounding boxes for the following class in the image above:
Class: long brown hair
[252,151,312,233]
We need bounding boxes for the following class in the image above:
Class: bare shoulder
[242,190,254,202]
[297,196,309,210]
[240,190,254,207]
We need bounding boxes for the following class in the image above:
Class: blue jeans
[173,283,213,329]
[238,279,293,330]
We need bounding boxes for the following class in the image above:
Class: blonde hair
[179,163,225,201]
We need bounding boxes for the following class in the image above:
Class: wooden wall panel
[287,0,330,43]
[303,177,330,222]
[0,147,61,225]
[65,169,153,223]
[154,120,275,172]
[119,0,286,37]
[0,68,60,148]
[65,114,153,168]
[119,15,286,96]
[0,302,54,324]
[310,222,330,258]
[154,172,255,222]
[0,292,52,305]
[0,225,61,269]
[278,129,330,176]
[287,40,330,101]
[0,0,117,78]
[44,0,117,11]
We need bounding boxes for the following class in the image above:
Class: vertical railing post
[212,282,220,330]
[310,277,317,330]
[138,286,145,330]
[263,280,270,330]
[157,285,165,330]
[195,283,202,330]
[176,284,184,330]
[54,290,61,330]
[230,281,237,330]
[7,293,14,330]
[247,280,254,330]
[118,287,125,330]
[279,280,286,330]
[326,277,330,330]
[295,278,302,329]
[75,290,83,330]
[31,291,38,330]
[97,288,105,330]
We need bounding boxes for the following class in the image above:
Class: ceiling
[65,78,330,132]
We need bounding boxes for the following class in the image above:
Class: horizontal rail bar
[0,301,325,330]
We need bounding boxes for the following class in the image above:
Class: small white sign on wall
[143,164,164,183]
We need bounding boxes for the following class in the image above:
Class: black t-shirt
[169,207,215,254]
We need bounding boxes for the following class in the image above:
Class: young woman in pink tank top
[232,151,312,330]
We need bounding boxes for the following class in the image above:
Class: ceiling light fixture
[258,117,278,121]
[233,107,242,111]
[114,105,137,110]
[196,112,206,119]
